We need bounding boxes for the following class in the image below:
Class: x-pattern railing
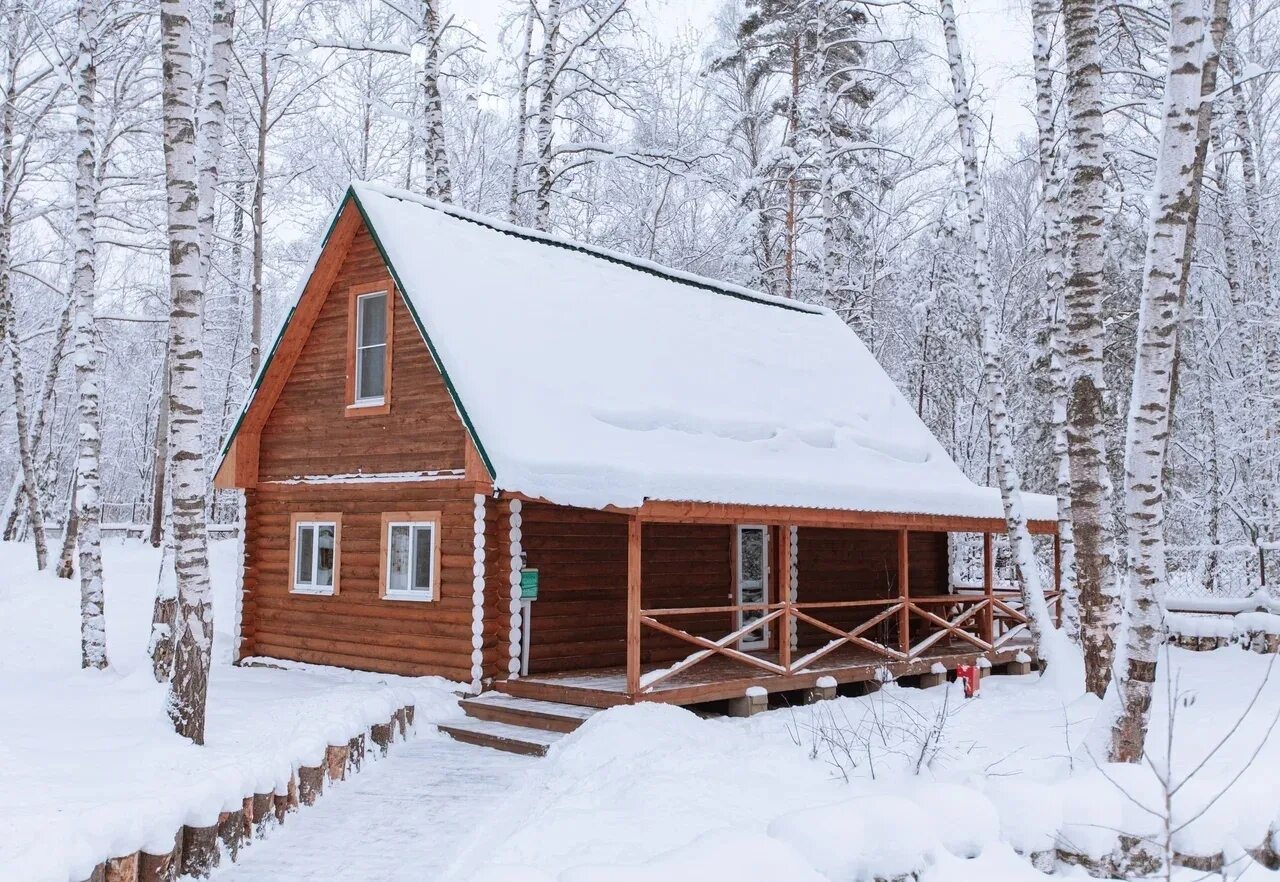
[638,588,1061,693]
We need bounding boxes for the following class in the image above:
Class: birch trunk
[1061,0,1121,694]
[196,0,234,285]
[0,2,47,569]
[533,0,562,231]
[57,472,78,580]
[1109,0,1222,764]
[508,5,536,222]
[148,375,168,548]
[940,0,1060,661]
[159,0,214,744]
[149,0,233,678]
[72,0,105,669]
[249,3,268,380]
[1,476,20,540]
[1032,0,1079,641]
[6,292,73,544]
[414,0,450,202]
[1198,337,1222,593]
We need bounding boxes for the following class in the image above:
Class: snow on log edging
[72,694,420,882]
[1165,609,1280,653]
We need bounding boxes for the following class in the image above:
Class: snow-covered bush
[788,683,962,780]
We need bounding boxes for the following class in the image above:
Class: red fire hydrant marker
[955,663,980,698]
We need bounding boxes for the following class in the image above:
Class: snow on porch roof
[279,181,1055,521]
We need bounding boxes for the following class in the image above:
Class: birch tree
[1109,0,1227,763]
[508,4,536,221]
[1031,0,1079,641]
[159,0,215,743]
[1061,0,1121,695]
[0,0,51,570]
[413,0,450,201]
[149,0,235,682]
[72,0,106,669]
[939,0,1069,677]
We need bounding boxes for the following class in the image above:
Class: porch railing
[624,520,1065,695]
[637,588,1062,693]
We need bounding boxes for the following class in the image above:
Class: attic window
[346,284,393,414]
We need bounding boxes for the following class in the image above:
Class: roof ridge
[351,180,824,316]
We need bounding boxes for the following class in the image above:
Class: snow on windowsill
[291,585,336,597]
[383,590,436,603]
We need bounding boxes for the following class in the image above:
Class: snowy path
[213,732,533,881]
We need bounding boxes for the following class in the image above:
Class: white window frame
[353,290,388,406]
[382,514,439,602]
[291,518,339,596]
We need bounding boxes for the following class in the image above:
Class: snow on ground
[0,538,465,882]
[6,535,1280,882]
[460,655,1280,881]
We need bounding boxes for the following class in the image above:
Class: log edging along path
[76,703,417,882]
[1165,609,1280,653]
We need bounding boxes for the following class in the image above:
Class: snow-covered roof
[243,181,1056,521]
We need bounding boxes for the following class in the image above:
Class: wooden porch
[496,632,1038,708]
[500,503,1062,710]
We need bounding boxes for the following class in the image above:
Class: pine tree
[733,0,876,308]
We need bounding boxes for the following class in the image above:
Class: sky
[453,0,1041,152]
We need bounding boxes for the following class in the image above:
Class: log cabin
[214,182,1061,752]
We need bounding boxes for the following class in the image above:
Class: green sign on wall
[520,568,540,600]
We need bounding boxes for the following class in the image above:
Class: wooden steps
[439,692,600,756]
[460,693,599,732]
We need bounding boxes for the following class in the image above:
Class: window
[381,512,440,602]
[290,514,341,595]
[354,291,388,404]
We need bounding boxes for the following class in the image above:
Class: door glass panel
[739,527,767,647]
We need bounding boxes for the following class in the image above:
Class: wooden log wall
[518,506,958,673]
[794,528,949,649]
[518,503,735,673]
[238,219,502,681]
[242,484,501,682]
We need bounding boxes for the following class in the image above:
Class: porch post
[626,515,642,697]
[897,528,910,654]
[778,524,793,673]
[982,532,994,643]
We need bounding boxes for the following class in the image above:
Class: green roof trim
[216,196,351,464]
[346,187,498,482]
[215,189,498,484]
[370,186,819,316]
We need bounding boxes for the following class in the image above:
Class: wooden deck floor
[496,637,1035,708]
